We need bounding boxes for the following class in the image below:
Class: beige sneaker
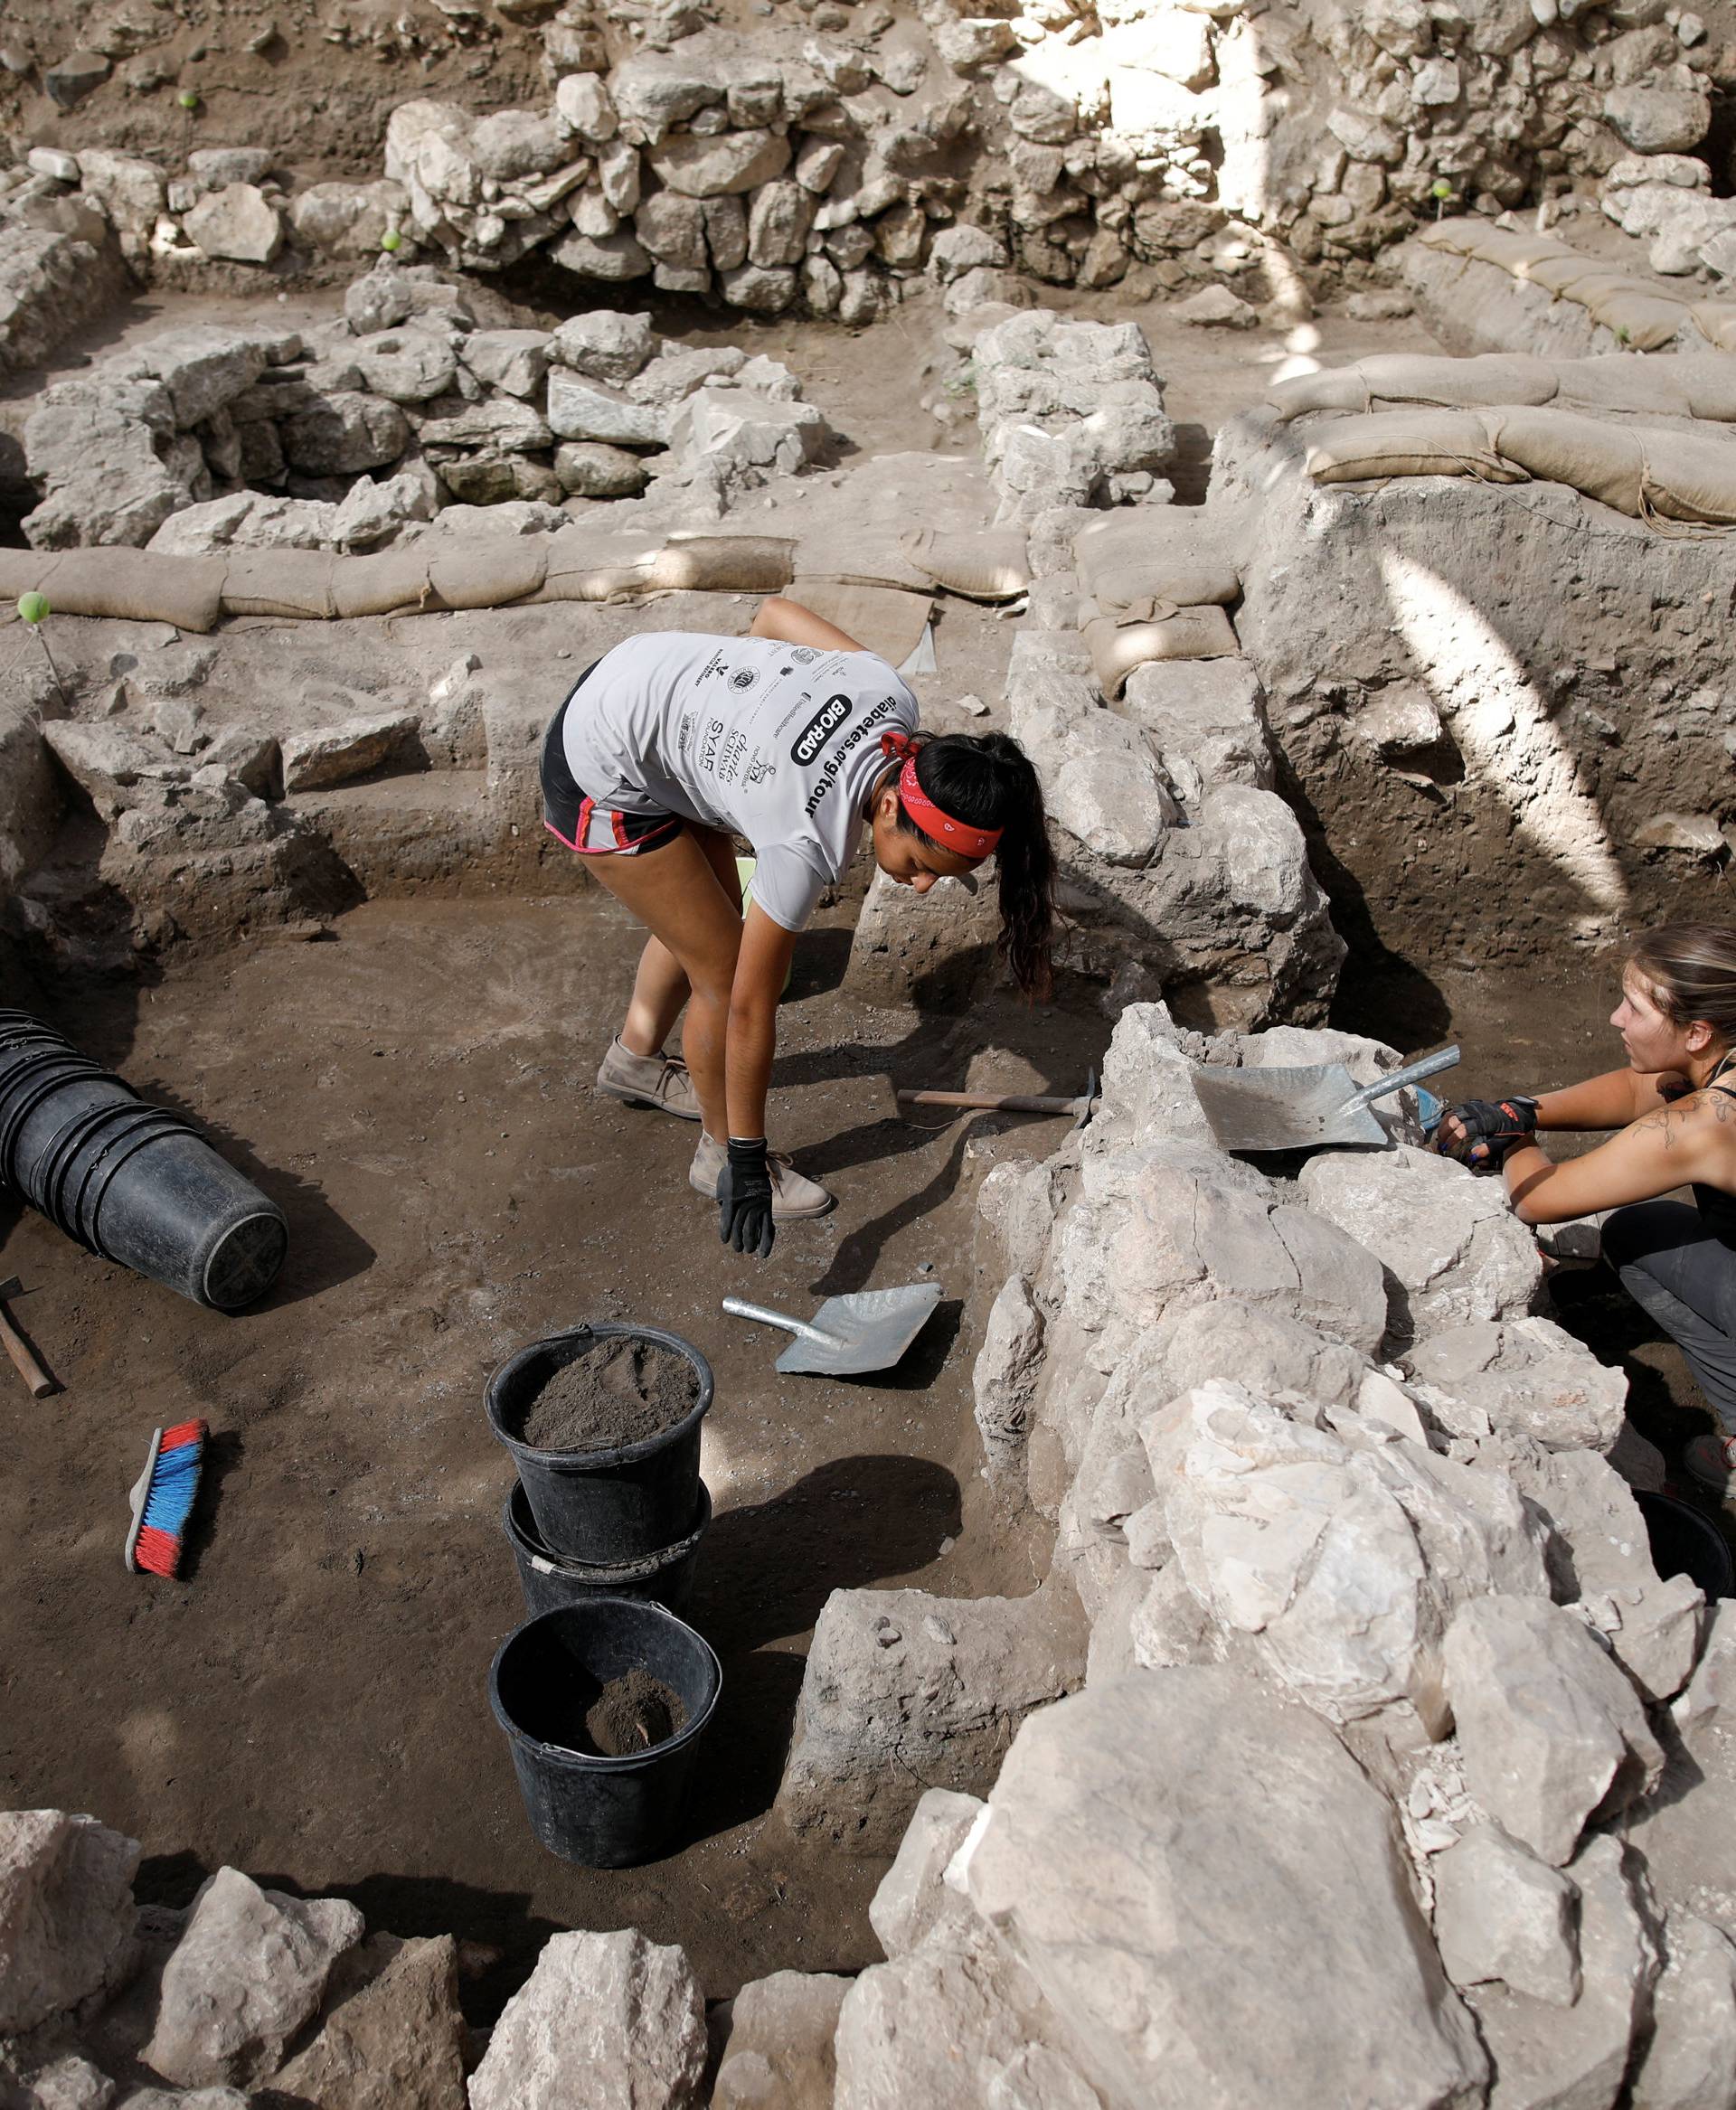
[1684,1432,1736,1493]
[596,1036,701,1121]
[688,1133,836,1220]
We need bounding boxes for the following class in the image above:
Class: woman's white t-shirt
[561,632,920,931]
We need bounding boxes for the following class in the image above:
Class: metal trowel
[1188,1045,1462,1155]
[722,1284,945,1376]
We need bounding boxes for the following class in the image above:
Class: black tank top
[1694,1052,1736,1243]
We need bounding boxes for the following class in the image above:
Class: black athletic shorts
[539,663,684,856]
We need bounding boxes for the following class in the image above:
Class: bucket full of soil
[486,1323,712,1564]
[502,1478,712,1619]
[487,1597,722,1867]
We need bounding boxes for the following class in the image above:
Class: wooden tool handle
[897,1088,1088,1115]
[0,1305,53,1398]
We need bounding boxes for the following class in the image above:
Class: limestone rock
[973,1273,1044,1477]
[460,329,550,399]
[546,371,667,447]
[550,228,652,281]
[1174,285,1260,330]
[551,441,646,497]
[1123,657,1271,796]
[351,329,458,404]
[43,721,184,815]
[202,726,278,798]
[413,395,552,452]
[1297,1144,1543,1340]
[288,182,409,259]
[282,392,410,476]
[76,149,167,244]
[0,1810,140,2034]
[183,184,284,265]
[1141,1379,1550,1733]
[554,71,618,144]
[712,1970,849,2110]
[471,108,570,182]
[271,1933,467,2110]
[1404,1315,1627,1452]
[835,1919,1095,2110]
[1604,78,1711,154]
[1628,1602,1736,1937]
[1430,1824,1581,2005]
[147,493,337,554]
[331,470,440,551]
[963,1667,1490,2106]
[1631,1909,1736,2110]
[868,1788,986,1960]
[142,1865,363,2089]
[774,1583,1086,1852]
[343,265,474,338]
[550,310,656,383]
[467,1929,705,2110]
[663,389,827,487]
[44,50,111,108]
[281,712,419,794]
[188,148,275,189]
[649,129,791,199]
[1466,1835,1659,2110]
[1442,1595,1664,1866]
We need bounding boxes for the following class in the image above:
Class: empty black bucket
[485,1323,712,1564]
[1637,1488,1735,1600]
[502,1479,712,1619]
[488,1597,722,1867]
[0,1013,286,1311]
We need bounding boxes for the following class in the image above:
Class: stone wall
[4,0,1736,358]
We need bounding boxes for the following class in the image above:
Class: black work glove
[718,1137,775,1259]
[1437,1096,1539,1172]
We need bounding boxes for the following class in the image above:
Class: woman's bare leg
[619,833,744,1058]
[585,828,744,1139]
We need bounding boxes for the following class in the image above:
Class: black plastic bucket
[484,1323,712,1565]
[0,1012,287,1311]
[1637,1488,1735,1600]
[503,1479,711,1619]
[487,1597,722,1867]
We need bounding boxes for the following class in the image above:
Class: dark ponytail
[896,731,1055,999]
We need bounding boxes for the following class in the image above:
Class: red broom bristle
[161,1418,207,1451]
[133,1525,183,1578]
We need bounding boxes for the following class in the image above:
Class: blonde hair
[1628,923,1736,1044]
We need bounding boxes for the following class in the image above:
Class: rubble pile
[14,269,833,551]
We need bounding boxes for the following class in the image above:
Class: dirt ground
[0,879,1101,2017]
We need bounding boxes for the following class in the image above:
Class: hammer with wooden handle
[0,1276,54,1399]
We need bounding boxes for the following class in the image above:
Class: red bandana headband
[881,731,1002,862]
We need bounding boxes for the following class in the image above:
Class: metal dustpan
[1189,1045,1462,1155]
[722,1284,944,1376]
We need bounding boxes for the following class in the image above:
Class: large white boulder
[143,1865,363,2089]
[467,1929,705,2110]
[0,1811,140,2034]
[961,1666,1491,2106]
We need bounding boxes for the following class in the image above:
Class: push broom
[124,1421,209,1578]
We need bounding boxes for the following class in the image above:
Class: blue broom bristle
[142,1440,203,1538]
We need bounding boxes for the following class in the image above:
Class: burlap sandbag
[794,529,932,593]
[1552,355,1694,419]
[899,526,1031,601]
[532,530,661,602]
[1463,228,1575,278]
[1274,353,1558,422]
[0,548,226,633]
[1305,410,1524,485]
[783,578,932,666]
[1083,607,1238,700]
[1629,425,1736,527]
[646,535,794,593]
[1073,510,1239,600]
[1690,303,1736,354]
[425,534,549,610]
[1522,257,1629,299]
[1580,284,1693,353]
[332,549,438,619]
[1484,408,1643,511]
[1418,218,1483,257]
[1091,559,1240,613]
[221,550,338,619]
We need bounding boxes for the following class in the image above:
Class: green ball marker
[380,228,402,253]
[16,592,49,626]
[177,89,200,110]
[1430,179,1454,201]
